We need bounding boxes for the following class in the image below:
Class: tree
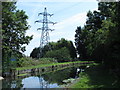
[85,9,105,59]
[55,38,77,59]
[30,38,77,60]
[75,26,87,60]
[101,2,120,70]
[45,47,72,62]
[75,1,120,76]
[30,47,40,58]
[2,2,33,71]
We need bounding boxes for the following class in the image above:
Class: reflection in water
[41,67,77,85]
[22,76,58,88]
[2,66,84,88]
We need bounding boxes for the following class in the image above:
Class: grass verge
[70,64,120,88]
[16,61,94,71]
[17,73,28,76]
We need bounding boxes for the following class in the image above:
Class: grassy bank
[16,61,94,71]
[70,64,120,88]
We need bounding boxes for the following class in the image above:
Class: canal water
[2,66,85,88]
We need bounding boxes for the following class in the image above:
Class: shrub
[44,47,72,62]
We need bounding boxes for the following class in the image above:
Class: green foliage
[75,26,87,60]
[30,47,40,58]
[17,57,57,67]
[75,2,120,76]
[17,57,34,67]
[2,2,33,71]
[45,47,72,62]
[55,38,77,59]
[30,38,77,62]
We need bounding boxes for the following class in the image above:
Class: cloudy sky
[16,0,98,56]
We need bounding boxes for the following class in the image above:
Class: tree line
[75,2,120,76]
[30,38,77,62]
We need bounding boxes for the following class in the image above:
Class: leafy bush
[30,38,77,59]
[44,47,72,62]
[17,57,33,67]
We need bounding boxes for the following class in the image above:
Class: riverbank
[69,64,120,88]
[2,61,94,77]
[16,61,94,71]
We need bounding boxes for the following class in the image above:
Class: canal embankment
[3,61,94,78]
[2,65,93,88]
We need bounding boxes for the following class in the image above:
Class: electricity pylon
[35,7,56,58]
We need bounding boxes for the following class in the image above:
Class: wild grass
[17,57,57,67]
[70,64,120,88]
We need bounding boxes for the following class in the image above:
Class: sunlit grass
[16,61,94,71]
[17,73,28,76]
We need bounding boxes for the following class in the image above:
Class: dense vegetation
[30,38,77,62]
[2,2,33,72]
[75,2,120,79]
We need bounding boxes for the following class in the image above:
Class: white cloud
[49,8,98,42]
[48,12,87,43]
[54,12,87,29]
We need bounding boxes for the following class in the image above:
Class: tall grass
[17,57,57,67]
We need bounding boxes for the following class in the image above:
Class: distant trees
[30,38,77,62]
[45,47,72,62]
[52,38,77,59]
[75,2,120,72]
[30,48,39,58]
[2,2,33,71]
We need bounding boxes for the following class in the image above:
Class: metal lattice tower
[35,7,56,58]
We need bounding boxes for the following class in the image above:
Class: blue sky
[16,0,98,56]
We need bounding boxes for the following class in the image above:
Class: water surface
[2,66,84,88]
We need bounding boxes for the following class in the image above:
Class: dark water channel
[2,66,85,88]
